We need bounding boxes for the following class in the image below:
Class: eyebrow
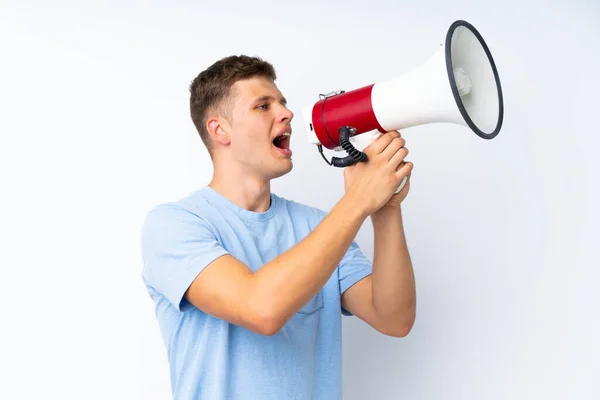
[254,95,287,106]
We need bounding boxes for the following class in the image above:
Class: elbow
[259,319,282,336]
[382,322,414,338]
[379,312,416,338]
[253,313,284,336]
[247,301,285,336]
[385,323,413,338]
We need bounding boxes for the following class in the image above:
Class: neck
[208,160,272,213]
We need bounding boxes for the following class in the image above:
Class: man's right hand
[343,130,412,216]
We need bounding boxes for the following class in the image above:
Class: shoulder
[141,188,217,239]
[145,186,223,218]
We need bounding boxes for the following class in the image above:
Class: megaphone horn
[303,20,504,168]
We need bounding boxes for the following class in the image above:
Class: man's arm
[339,130,415,337]
[341,206,416,337]
[183,131,407,336]
[184,194,369,336]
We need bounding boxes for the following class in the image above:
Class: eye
[257,103,269,110]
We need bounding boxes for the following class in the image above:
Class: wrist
[372,204,402,221]
[340,192,371,222]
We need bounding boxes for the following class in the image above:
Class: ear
[206,116,231,146]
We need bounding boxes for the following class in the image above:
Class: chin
[268,160,293,180]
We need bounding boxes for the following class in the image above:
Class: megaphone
[303,20,504,169]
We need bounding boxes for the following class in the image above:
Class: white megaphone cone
[303,20,504,192]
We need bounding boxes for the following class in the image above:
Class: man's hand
[376,130,412,210]
[343,130,413,216]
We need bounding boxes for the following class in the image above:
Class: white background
[1,1,599,399]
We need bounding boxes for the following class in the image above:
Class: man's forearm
[371,206,416,332]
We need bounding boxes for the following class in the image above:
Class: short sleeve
[140,204,229,312]
[338,240,373,316]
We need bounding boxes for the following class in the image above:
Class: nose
[279,104,294,123]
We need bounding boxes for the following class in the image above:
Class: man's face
[219,76,294,181]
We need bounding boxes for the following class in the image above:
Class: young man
[140,55,416,399]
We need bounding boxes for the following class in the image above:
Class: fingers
[387,140,408,167]
[366,130,402,155]
[395,161,413,180]
[362,130,412,190]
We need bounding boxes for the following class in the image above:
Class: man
[140,55,415,399]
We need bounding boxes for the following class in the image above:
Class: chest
[210,212,314,271]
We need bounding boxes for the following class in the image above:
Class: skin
[184,76,416,337]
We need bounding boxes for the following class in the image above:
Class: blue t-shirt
[140,186,372,399]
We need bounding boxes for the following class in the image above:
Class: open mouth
[273,133,291,150]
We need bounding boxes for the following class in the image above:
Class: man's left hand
[371,130,412,212]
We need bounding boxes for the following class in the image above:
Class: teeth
[274,132,290,142]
